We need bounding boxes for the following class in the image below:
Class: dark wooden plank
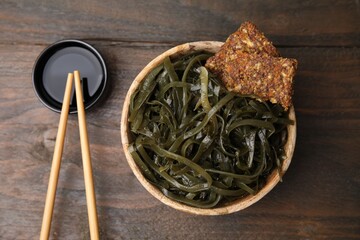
[0,0,359,47]
[0,42,359,239]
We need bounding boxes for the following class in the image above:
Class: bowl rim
[121,41,296,215]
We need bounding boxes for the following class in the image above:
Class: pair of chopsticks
[40,71,99,240]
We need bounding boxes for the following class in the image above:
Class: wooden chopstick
[40,73,74,240]
[74,70,100,240]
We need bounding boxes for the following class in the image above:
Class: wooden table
[0,1,359,239]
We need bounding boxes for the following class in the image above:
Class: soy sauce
[43,46,103,103]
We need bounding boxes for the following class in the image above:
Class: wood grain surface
[0,0,359,239]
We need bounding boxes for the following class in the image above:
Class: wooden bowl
[121,41,296,215]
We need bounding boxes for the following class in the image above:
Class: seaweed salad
[127,52,293,208]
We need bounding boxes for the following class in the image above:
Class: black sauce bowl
[32,39,107,114]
